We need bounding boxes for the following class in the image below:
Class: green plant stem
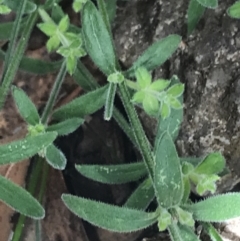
[118,82,154,178]
[76,61,138,148]
[0,10,38,109]
[2,0,28,78]
[12,158,43,241]
[41,61,67,124]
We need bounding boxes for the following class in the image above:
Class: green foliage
[0,132,57,165]
[228,1,240,19]
[52,85,108,120]
[12,86,40,125]
[125,35,181,77]
[82,1,116,75]
[0,175,45,219]
[75,162,147,184]
[154,131,183,208]
[62,194,159,232]
[131,68,184,118]
[185,193,240,222]
[1,0,239,240]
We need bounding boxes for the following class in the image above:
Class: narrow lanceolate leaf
[45,144,66,170]
[0,49,63,74]
[154,132,183,208]
[202,223,224,241]
[0,132,57,165]
[82,1,116,75]
[228,2,240,19]
[4,0,37,14]
[126,35,181,77]
[155,75,183,146]
[46,118,84,136]
[0,19,27,41]
[124,177,155,210]
[196,0,218,9]
[185,193,240,222]
[187,0,205,34]
[105,0,117,23]
[12,86,40,125]
[104,83,117,121]
[0,175,44,219]
[62,194,158,232]
[52,85,108,120]
[76,162,147,184]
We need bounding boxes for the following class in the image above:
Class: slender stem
[41,61,67,124]
[2,0,28,79]
[0,10,38,109]
[104,82,117,120]
[12,158,43,241]
[76,61,138,147]
[118,82,154,179]
[38,161,50,202]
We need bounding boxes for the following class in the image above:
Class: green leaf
[4,0,37,14]
[185,193,240,222]
[126,35,181,77]
[169,97,182,109]
[58,15,69,32]
[228,1,240,19]
[154,131,183,208]
[0,49,63,75]
[158,208,172,231]
[46,118,84,136]
[0,4,11,14]
[155,75,183,142]
[45,144,66,170]
[175,207,194,227]
[132,91,145,103]
[76,162,147,184]
[62,194,158,232]
[46,35,60,52]
[187,0,205,34]
[180,156,204,167]
[0,175,44,219]
[0,132,57,165]
[51,2,65,23]
[202,223,224,241]
[12,86,40,125]
[160,102,171,119]
[167,83,184,97]
[105,0,117,23]
[195,152,225,175]
[37,22,57,37]
[52,85,108,120]
[177,224,201,241]
[104,82,117,121]
[0,19,27,41]
[135,67,152,89]
[196,0,218,8]
[66,55,77,75]
[143,95,159,116]
[82,1,116,75]
[124,178,155,210]
[149,79,170,91]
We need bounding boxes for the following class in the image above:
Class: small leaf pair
[12,86,84,170]
[132,67,184,119]
[72,0,88,13]
[182,152,225,196]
